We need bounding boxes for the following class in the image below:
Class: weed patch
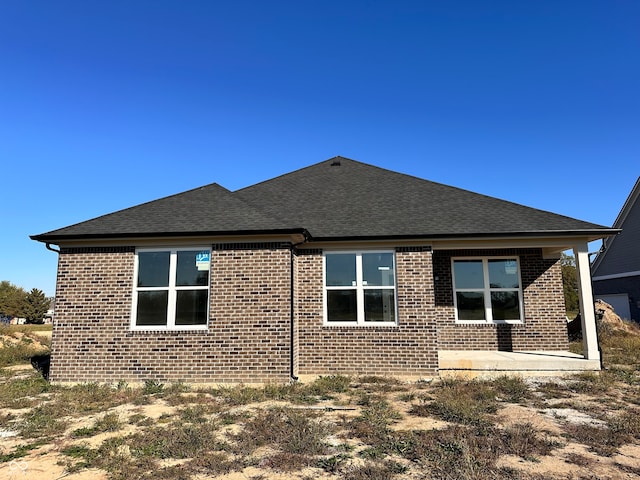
[394,425,501,479]
[72,412,122,438]
[356,375,406,393]
[0,442,43,462]
[184,451,240,475]
[570,371,615,394]
[142,379,164,395]
[343,460,407,480]
[18,405,67,439]
[348,399,402,447]
[411,379,497,426]
[316,453,350,473]
[261,451,314,471]
[501,422,560,460]
[493,375,530,403]
[0,373,50,408]
[50,382,142,415]
[234,407,332,457]
[128,419,220,459]
[599,326,640,368]
[562,408,640,456]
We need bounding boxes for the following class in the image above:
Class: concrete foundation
[439,350,601,378]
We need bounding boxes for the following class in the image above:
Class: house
[31,157,618,384]
[592,177,640,322]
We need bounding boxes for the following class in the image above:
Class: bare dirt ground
[1,366,640,480]
[1,318,639,480]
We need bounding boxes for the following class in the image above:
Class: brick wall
[50,244,292,384]
[50,244,569,384]
[295,247,439,377]
[434,249,569,351]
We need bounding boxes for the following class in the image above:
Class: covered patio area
[436,242,604,379]
[439,350,601,378]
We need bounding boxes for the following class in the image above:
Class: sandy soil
[2,317,640,480]
[2,374,639,480]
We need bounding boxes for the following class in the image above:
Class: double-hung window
[324,251,397,325]
[452,257,523,323]
[132,248,210,330]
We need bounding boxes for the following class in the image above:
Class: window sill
[129,325,209,333]
[454,320,524,326]
[322,322,398,328]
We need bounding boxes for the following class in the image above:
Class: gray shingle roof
[32,183,301,241]
[32,156,614,242]
[235,157,612,240]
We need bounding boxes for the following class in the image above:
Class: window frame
[322,250,398,326]
[451,256,524,324]
[131,247,211,331]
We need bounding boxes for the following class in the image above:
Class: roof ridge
[234,156,364,193]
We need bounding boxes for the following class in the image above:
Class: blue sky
[1,1,638,297]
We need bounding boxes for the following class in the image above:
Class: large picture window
[452,257,523,323]
[324,251,397,325]
[132,248,210,330]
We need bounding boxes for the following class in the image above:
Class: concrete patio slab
[439,350,601,378]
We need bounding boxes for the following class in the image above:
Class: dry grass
[0,323,639,479]
[409,378,498,426]
[0,324,51,367]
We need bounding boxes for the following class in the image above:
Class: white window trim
[452,256,524,325]
[131,247,210,331]
[323,250,398,327]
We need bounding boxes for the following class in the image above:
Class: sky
[1,1,638,297]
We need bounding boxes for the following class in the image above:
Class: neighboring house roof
[592,176,640,279]
[31,156,616,243]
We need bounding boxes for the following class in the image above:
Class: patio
[438,350,601,378]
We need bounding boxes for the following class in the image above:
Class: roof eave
[32,227,618,245]
[311,229,621,243]
[31,228,310,244]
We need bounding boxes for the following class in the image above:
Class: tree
[560,253,579,315]
[23,288,50,324]
[0,281,27,318]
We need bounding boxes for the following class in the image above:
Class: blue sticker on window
[196,251,210,271]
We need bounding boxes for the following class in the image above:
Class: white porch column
[573,242,600,361]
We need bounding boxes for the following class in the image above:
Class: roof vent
[330,159,341,166]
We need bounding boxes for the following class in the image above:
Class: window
[324,251,397,325]
[132,248,210,330]
[452,257,523,323]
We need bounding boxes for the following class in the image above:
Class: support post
[573,242,600,362]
